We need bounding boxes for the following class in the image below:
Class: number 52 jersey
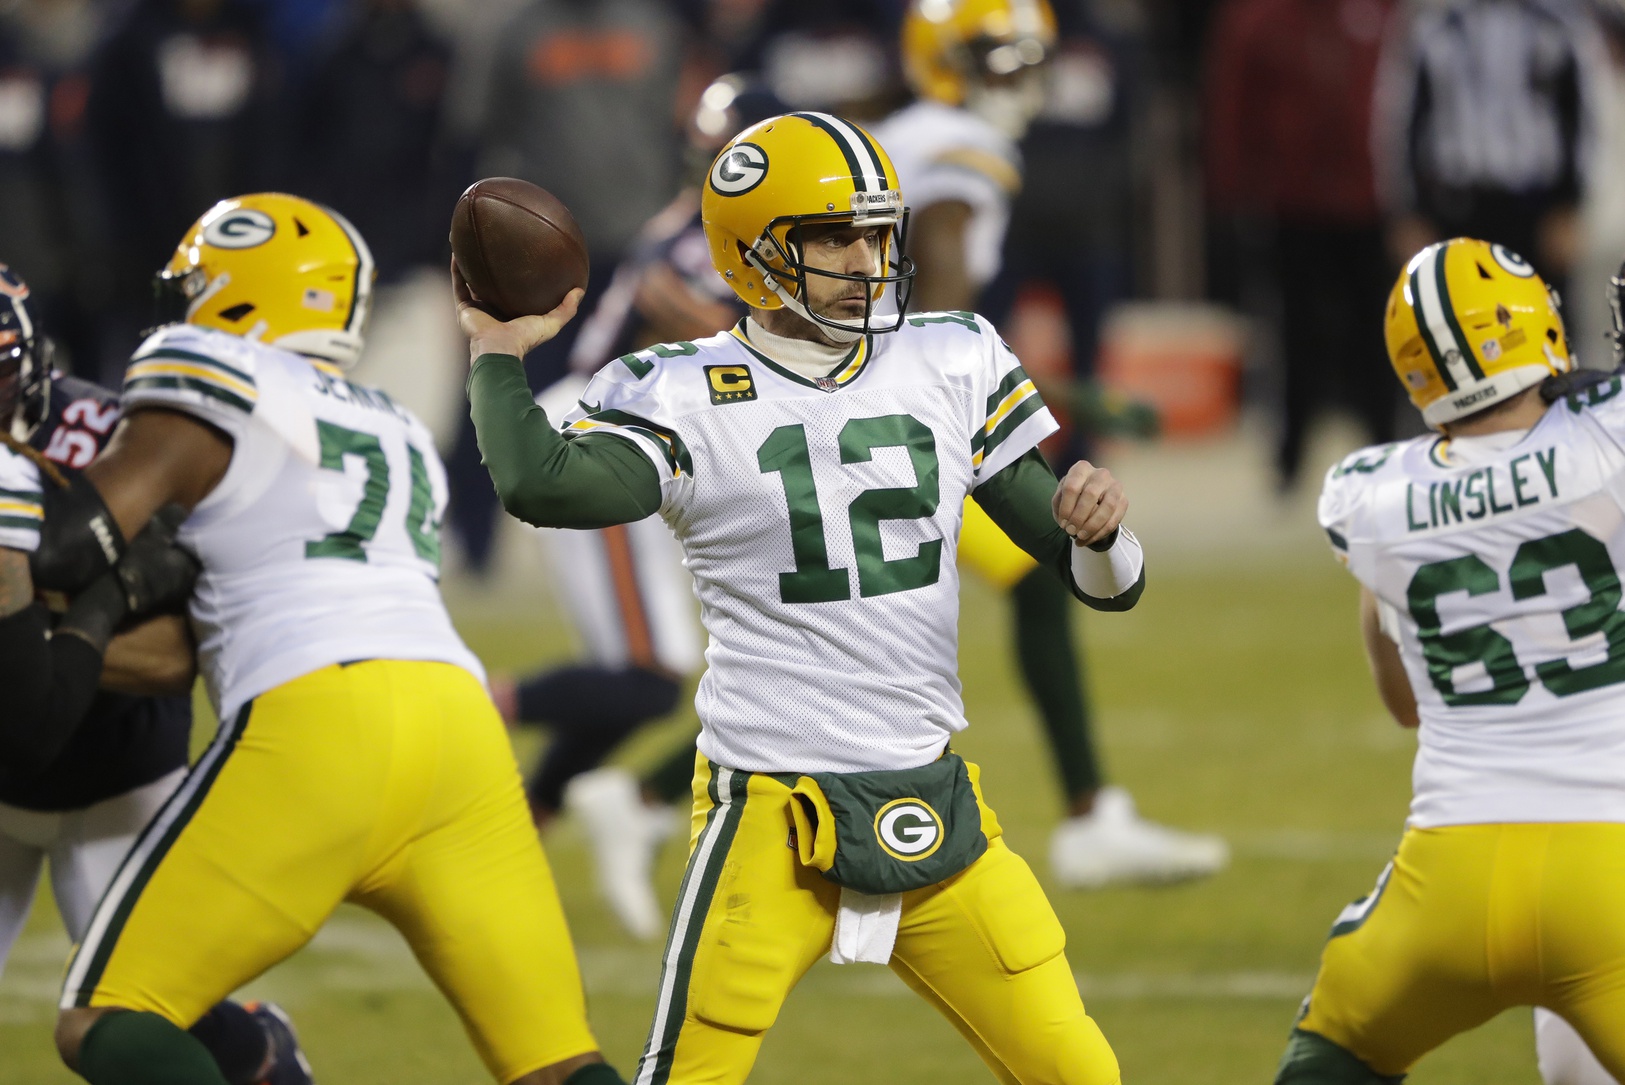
[562,312,1056,776]
[1320,380,1625,828]
[122,324,482,721]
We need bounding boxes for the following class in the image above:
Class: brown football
[450,178,590,320]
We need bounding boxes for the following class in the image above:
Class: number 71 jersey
[122,324,482,720]
[1320,380,1625,828]
[562,312,1056,775]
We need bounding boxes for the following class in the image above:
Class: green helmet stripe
[791,112,876,192]
[1409,254,1457,392]
[1432,248,1485,381]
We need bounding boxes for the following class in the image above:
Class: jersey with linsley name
[561,311,1056,774]
[0,443,43,552]
[1320,380,1625,827]
[121,324,483,720]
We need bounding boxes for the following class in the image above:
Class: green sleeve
[971,449,1144,611]
[466,353,664,529]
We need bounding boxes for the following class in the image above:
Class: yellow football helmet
[702,111,915,341]
[902,0,1056,135]
[1385,238,1572,429]
[155,193,375,368]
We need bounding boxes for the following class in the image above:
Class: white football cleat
[1049,787,1229,889]
[565,768,678,941]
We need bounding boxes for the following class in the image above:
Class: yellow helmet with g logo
[1385,238,1572,429]
[155,193,375,369]
[702,112,915,341]
[902,0,1056,131]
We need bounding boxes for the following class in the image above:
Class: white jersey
[562,312,1056,773]
[122,325,482,720]
[0,445,42,553]
[1321,381,1625,827]
[871,101,1022,289]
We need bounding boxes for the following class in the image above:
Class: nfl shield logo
[816,377,838,393]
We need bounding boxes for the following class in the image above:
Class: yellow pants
[59,661,598,1084]
[1299,823,1625,1079]
[634,755,1120,1085]
[958,497,1039,591]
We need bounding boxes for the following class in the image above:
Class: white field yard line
[0,920,1311,1017]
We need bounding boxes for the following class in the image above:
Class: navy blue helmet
[0,264,50,441]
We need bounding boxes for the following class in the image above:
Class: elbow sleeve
[0,604,104,774]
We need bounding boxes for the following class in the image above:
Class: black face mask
[748,210,918,340]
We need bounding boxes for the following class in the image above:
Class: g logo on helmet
[1491,245,1536,278]
[874,798,944,862]
[202,209,277,250]
[709,143,769,196]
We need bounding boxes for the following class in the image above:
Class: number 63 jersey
[122,324,482,721]
[562,312,1056,775]
[1320,380,1625,828]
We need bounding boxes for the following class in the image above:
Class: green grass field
[0,554,1541,1083]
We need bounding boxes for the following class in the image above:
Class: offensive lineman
[874,0,1225,886]
[0,264,314,1085]
[1276,238,1625,1081]
[465,112,1136,1084]
[33,196,630,1085]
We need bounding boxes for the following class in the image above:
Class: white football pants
[0,768,185,974]
[1538,1007,1620,1085]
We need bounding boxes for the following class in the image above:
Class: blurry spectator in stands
[85,0,283,382]
[1372,0,1604,298]
[1205,0,1397,491]
[294,0,453,284]
[442,0,696,575]
[290,0,465,449]
[729,0,907,120]
[0,0,109,373]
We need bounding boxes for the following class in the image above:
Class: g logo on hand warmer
[874,799,944,861]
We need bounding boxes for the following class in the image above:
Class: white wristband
[1069,525,1143,600]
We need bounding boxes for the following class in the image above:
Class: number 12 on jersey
[757,414,942,603]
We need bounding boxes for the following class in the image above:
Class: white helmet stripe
[322,203,375,336]
[822,114,887,191]
[794,111,886,192]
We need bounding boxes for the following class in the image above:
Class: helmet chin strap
[748,249,866,345]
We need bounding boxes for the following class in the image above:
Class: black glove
[1540,365,1623,404]
[114,503,200,620]
[30,470,126,593]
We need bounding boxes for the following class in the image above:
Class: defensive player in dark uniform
[0,264,315,1085]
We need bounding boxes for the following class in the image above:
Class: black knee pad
[1275,1029,1404,1085]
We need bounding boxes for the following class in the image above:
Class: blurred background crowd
[0,0,1621,569]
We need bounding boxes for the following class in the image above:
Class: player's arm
[1360,586,1419,728]
[31,411,230,593]
[0,548,117,772]
[100,614,197,697]
[972,448,1145,611]
[908,200,976,312]
[2,502,202,768]
[457,270,664,529]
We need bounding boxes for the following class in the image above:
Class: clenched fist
[1052,461,1127,548]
